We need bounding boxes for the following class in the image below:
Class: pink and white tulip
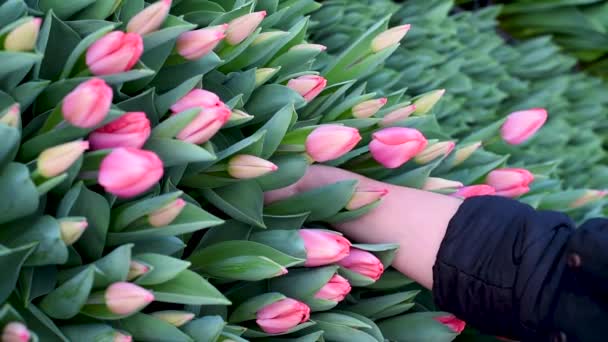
[225,11,267,45]
[453,141,482,165]
[1,322,30,342]
[62,78,113,128]
[486,168,534,198]
[415,141,455,164]
[89,112,151,150]
[98,147,164,198]
[413,89,445,115]
[369,127,427,168]
[371,24,410,52]
[58,218,88,246]
[379,104,416,126]
[299,229,351,267]
[352,98,387,118]
[176,25,227,60]
[104,282,154,315]
[126,0,171,35]
[86,31,143,75]
[287,75,327,102]
[228,155,278,179]
[500,108,548,145]
[570,190,608,208]
[127,261,150,281]
[423,177,463,191]
[256,298,310,334]
[4,17,41,52]
[37,140,89,178]
[148,198,186,227]
[305,125,361,162]
[346,188,389,210]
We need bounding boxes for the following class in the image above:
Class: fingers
[264,165,385,204]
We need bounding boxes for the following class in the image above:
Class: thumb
[263,164,390,204]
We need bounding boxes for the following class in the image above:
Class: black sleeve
[432,195,608,342]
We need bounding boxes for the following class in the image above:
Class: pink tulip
[4,17,41,52]
[346,188,389,210]
[170,89,231,144]
[86,31,143,75]
[287,75,327,102]
[337,248,384,281]
[486,168,534,198]
[299,229,351,267]
[113,332,132,342]
[99,147,164,198]
[89,112,151,150]
[256,298,310,334]
[0,103,20,128]
[104,282,154,315]
[371,24,410,52]
[423,177,463,191]
[369,127,428,168]
[305,125,361,162]
[225,11,267,45]
[62,78,113,128]
[176,24,227,60]
[352,98,387,118]
[500,108,548,145]
[1,322,30,342]
[126,0,171,35]
[415,141,455,164]
[434,315,466,333]
[58,218,88,246]
[127,261,150,281]
[451,185,496,199]
[314,274,351,302]
[147,198,186,227]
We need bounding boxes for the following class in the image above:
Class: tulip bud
[104,282,154,315]
[352,98,387,118]
[127,261,150,280]
[570,190,608,208]
[147,198,186,227]
[89,112,151,150]
[99,147,164,198]
[170,89,231,144]
[422,177,463,191]
[126,0,171,35]
[413,89,445,115]
[337,248,384,281]
[371,24,410,52]
[345,188,389,210]
[86,31,143,75]
[314,274,351,302]
[176,25,227,60]
[62,78,113,128]
[379,104,417,127]
[228,154,278,179]
[369,127,427,169]
[486,168,534,198]
[287,75,327,102]
[500,108,548,145]
[225,11,266,45]
[299,229,351,267]
[113,332,132,342]
[434,315,466,333]
[256,298,310,334]
[451,185,496,199]
[453,141,482,166]
[415,141,455,164]
[37,140,89,178]
[0,104,20,128]
[229,109,253,122]
[151,311,196,327]
[2,322,30,342]
[58,218,88,246]
[305,125,361,162]
[255,67,279,87]
[289,44,327,52]
[4,18,41,52]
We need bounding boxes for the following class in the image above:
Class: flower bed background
[0,0,604,341]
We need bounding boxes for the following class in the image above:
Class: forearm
[265,165,462,289]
